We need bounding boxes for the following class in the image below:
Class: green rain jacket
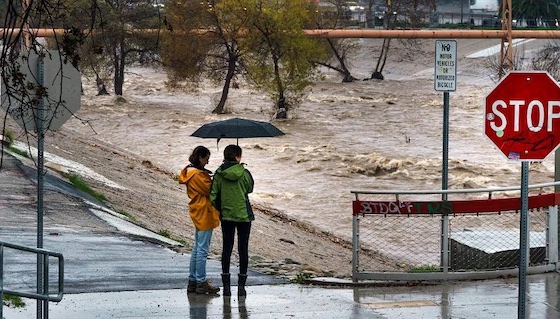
[210,161,254,222]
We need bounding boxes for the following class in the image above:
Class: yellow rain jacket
[178,165,220,231]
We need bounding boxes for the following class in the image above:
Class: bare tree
[312,0,361,83]
[371,0,435,80]
[481,46,528,82]
[75,0,163,95]
[532,41,560,81]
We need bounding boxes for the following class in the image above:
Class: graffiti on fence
[352,192,559,216]
[353,200,453,215]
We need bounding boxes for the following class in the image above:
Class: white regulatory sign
[0,50,81,132]
[434,40,457,92]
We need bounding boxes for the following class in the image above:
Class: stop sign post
[484,71,560,161]
[484,71,560,318]
[0,50,81,317]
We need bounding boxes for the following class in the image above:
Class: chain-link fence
[449,209,548,271]
[433,12,560,28]
[351,187,559,281]
[432,12,499,27]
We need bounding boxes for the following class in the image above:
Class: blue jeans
[189,229,213,283]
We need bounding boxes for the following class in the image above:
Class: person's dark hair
[224,144,242,162]
[189,146,210,167]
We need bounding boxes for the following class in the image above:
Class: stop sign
[484,71,560,161]
[0,50,81,132]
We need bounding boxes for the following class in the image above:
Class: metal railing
[351,181,560,282]
[0,241,64,318]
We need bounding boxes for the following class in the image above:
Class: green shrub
[158,229,171,238]
[2,294,26,308]
[409,264,438,273]
[116,209,137,222]
[68,174,107,202]
[290,273,312,284]
[4,129,15,146]
[3,130,30,158]
[8,146,29,158]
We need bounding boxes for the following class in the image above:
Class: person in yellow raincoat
[179,146,221,294]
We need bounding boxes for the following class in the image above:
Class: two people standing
[180,144,254,297]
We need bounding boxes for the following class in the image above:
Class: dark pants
[221,220,251,274]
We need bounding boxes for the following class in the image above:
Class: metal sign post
[483,71,560,319]
[435,40,457,273]
[519,162,529,318]
[36,53,46,319]
[1,50,80,319]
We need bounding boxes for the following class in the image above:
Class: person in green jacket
[210,144,254,297]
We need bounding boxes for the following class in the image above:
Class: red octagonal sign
[484,71,560,161]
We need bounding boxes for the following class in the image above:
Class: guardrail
[0,241,64,318]
[351,182,560,282]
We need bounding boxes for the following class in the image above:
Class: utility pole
[499,0,513,78]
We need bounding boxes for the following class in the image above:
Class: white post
[548,206,559,269]
[352,214,360,282]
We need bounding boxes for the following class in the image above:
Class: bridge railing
[351,182,560,282]
[0,241,64,318]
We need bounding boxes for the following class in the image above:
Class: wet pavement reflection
[222,296,249,319]
[352,272,559,319]
[3,273,559,318]
[185,293,251,319]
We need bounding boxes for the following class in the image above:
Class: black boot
[221,273,231,296]
[187,279,197,293]
[238,274,248,297]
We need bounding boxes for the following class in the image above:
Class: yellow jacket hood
[179,165,220,231]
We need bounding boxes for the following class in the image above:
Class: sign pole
[435,39,456,273]
[1,49,80,319]
[483,71,560,319]
[441,91,450,273]
[36,53,47,319]
[518,162,529,319]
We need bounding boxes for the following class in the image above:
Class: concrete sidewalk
[1,151,560,318]
[3,273,559,318]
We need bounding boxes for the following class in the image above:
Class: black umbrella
[191,117,284,144]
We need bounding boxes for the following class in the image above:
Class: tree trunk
[212,56,237,114]
[325,38,357,83]
[113,43,126,96]
[372,38,390,79]
[276,95,287,119]
[378,38,391,74]
[272,55,287,119]
[343,73,358,82]
[96,76,109,95]
[114,68,124,96]
[372,6,397,80]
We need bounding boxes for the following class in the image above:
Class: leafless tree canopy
[531,41,560,81]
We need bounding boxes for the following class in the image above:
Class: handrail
[0,241,64,302]
[351,180,560,196]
